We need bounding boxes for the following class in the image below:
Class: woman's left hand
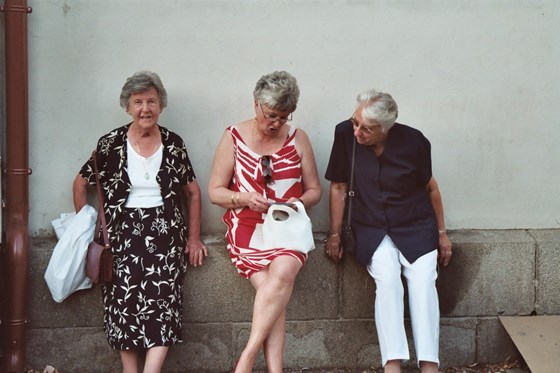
[438,232,453,267]
[324,235,344,264]
[185,238,208,267]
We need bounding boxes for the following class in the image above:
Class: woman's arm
[290,128,322,208]
[182,180,208,267]
[72,174,89,213]
[208,130,240,208]
[324,181,347,263]
[426,176,452,266]
[207,130,268,210]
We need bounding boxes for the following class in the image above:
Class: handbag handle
[92,151,110,249]
[345,137,357,228]
[268,201,307,220]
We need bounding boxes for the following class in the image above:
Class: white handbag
[262,201,315,254]
[44,204,96,302]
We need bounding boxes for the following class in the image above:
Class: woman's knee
[374,269,405,293]
[269,256,301,284]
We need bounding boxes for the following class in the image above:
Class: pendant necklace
[134,141,158,180]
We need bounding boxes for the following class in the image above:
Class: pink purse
[85,151,113,284]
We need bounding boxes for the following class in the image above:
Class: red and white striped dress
[223,124,307,278]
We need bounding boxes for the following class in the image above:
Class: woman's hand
[244,192,270,213]
[438,232,453,267]
[185,238,208,267]
[324,234,344,264]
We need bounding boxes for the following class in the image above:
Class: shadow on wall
[437,243,483,316]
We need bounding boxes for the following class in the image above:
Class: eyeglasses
[260,102,293,124]
[351,116,380,135]
[261,155,274,184]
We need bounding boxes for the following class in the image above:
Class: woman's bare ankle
[384,360,401,373]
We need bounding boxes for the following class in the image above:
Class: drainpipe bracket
[0,5,32,13]
[4,168,33,176]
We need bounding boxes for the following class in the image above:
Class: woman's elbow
[207,185,220,205]
[72,174,88,211]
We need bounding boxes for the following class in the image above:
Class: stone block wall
[11,229,560,372]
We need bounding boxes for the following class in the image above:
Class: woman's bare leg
[384,359,401,373]
[120,350,139,373]
[143,346,169,373]
[262,308,287,373]
[234,256,301,373]
[420,361,438,373]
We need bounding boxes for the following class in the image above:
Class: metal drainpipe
[1,0,32,372]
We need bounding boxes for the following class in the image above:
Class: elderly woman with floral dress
[73,71,207,373]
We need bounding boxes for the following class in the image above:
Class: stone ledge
[16,229,560,371]
[26,318,498,372]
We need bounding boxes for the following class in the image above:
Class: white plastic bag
[44,204,96,302]
[51,211,77,240]
[262,201,315,253]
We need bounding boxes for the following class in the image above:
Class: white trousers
[366,235,439,367]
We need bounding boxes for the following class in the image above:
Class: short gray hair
[356,89,398,131]
[120,71,168,109]
[253,71,300,113]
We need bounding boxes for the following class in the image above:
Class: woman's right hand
[324,234,344,264]
[244,192,270,213]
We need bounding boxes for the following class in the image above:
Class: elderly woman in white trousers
[324,89,452,373]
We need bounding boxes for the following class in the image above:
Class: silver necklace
[134,141,158,180]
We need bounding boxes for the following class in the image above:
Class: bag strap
[92,151,110,249]
[345,137,357,227]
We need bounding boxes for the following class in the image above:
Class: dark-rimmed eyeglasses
[350,116,380,135]
[260,102,293,124]
[261,155,274,185]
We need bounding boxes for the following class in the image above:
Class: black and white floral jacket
[79,123,196,245]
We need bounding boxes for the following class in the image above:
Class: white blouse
[124,139,164,208]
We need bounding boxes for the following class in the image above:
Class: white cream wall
[26,0,560,236]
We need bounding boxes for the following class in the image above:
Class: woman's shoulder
[334,119,353,135]
[392,123,428,140]
[99,123,129,138]
[95,124,129,149]
[228,120,253,143]
[390,123,431,151]
[158,125,188,146]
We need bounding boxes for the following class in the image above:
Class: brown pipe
[1,0,32,372]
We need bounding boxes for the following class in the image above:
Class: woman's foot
[232,353,256,373]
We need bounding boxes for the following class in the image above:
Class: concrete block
[340,259,376,319]
[232,320,381,370]
[287,246,340,320]
[184,240,255,323]
[530,229,560,314]
[284,320,381,370]
[165,323,232,372]
[439,317,477,367]
[437,230,535,316]
[26,327,121,373]
[476,317,523,364]
[27,237,104,328]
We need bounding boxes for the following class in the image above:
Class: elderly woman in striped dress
[208,71,322,373]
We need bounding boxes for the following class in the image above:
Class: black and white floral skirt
[102,206,187,350]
